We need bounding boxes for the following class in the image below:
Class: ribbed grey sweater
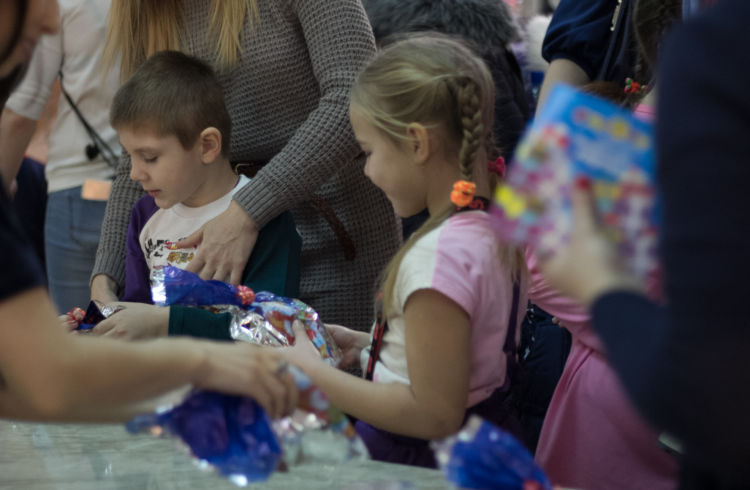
[94,0,401,331]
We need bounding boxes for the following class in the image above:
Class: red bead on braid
[488,156,506,178]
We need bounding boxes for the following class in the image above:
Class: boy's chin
[153,197,176,209]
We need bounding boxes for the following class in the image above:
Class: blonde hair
[351,34,525,317]
[104,0,259,81]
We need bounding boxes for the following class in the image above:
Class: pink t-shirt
[360,211,526,406]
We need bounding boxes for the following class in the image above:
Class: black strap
[58,71,119,169]
[503,280,522,386]
[366,197,491,380]
[365,293,386,381]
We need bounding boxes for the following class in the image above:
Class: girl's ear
[199,127,223,164]
[405,122,430,166]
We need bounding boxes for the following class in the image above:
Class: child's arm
[287,289,471,440]
[121,198,158,303]
[325,323,370,370]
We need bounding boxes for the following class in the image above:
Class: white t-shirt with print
[139,175,249,280]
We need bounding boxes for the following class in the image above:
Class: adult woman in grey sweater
[91,0,401,333]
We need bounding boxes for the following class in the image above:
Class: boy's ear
[199,127,223,164]
[405,122,430,166]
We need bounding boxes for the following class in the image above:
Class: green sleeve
[167,211,302,339]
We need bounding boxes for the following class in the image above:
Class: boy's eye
[143,156,158,163]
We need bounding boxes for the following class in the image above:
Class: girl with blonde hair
[282,34,527,467]
[90,0,400,337]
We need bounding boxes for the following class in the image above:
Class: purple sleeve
[121,196,159,303]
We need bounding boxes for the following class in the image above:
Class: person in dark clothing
[11,157,47,273]
[361,0,531,241]
[537,1,750,487]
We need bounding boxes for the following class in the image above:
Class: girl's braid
[449,76,484,182]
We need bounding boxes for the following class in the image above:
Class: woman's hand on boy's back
[91,302,169,340]
[177,201,259,285]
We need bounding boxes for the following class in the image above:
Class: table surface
[0,421,453,490]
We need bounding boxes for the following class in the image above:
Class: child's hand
[281,321,325,367]
[325,323,369,370]
[90,302,169,340]
[59,313,78,333]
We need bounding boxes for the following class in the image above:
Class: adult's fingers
[211,266,232,284]
[228,266,244,287]
[175,228,203,251]
[571,178,599,236]
[91,317,117,336]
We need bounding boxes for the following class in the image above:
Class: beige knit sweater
[94,0,401,331]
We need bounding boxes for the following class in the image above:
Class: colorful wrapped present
[490,84,659,280]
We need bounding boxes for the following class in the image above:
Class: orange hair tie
[451,180,476,208]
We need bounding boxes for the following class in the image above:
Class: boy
[110,50,300,340]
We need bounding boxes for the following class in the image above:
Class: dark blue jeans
[44,187,106,313]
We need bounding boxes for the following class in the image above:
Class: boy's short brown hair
[111,50,232,157]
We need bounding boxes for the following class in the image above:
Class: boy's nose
[129,161,146,182]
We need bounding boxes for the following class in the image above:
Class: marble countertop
[0,421,453,490]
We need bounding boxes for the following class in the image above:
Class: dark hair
[585,0,681,108]
[633,0,682,75]
[110,50,232,156]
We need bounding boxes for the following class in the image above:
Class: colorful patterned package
[151,266,342,366]
[126,390,281,485]
[273,365,368,466]
[229,292,342,367]
[432,416,552,490]
[490,84,659,280]
[126,366,367,486]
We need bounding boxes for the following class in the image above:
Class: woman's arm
[0,108,37,189]
[183,0,375,283]
[287,289,471,439]
[0,25,62,187]
[0,287,296,422]
[231,0,374,227]
[536,58,590,114]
